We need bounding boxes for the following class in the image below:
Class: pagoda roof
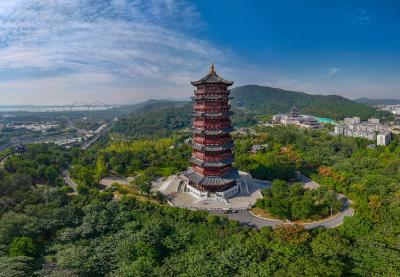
[184,167,239,186]
[191,63,234,86]
[190,156,234,167]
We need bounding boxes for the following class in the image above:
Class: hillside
[111,86,393,138]
[231,85,391,120]
[112,101,192,139]
[355,97,400,106]
[111,100,256,138]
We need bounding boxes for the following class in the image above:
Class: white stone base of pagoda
[185,183,208,200]
[185,182,240,202]
[183,171,256,202]
[158,171,266,210]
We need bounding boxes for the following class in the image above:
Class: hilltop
[355,97,400,106]
[231,85,391,120]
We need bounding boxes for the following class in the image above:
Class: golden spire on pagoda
[209,61,215,74]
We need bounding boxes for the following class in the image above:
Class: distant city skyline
[0,0,399,105]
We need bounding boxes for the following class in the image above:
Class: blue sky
[0,0,399,105]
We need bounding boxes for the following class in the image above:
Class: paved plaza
[154,172,271,210]
[99,176,135,187]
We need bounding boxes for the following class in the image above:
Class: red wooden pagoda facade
[185,63,239,195]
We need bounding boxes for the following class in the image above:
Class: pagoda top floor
[191,63,233,87]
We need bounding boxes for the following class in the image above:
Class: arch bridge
[63,101,113,111]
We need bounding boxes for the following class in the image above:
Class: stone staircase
[177,180,185,193]
[239,174,250,195]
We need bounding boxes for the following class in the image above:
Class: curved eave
[191,72,234,86]
[184,167,239,186]
[190,157,234,167]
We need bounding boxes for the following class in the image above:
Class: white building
[335,117,392,144]
[334,125,345,135]
[344,117,361,125]
[377,132,392,146]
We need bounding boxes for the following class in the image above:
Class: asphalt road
[211,204,354,230]
[210,174,355,230]
[62,170,78,193]
[211,210,283,228]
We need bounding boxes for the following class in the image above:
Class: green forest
[1,124,400,276]
[256,180,343,221]
[231,85,392,120]
[69,137,191,188]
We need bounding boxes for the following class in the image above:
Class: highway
[0,123,110,151]
[80,126,110,150]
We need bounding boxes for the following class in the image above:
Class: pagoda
[184,63,240,199]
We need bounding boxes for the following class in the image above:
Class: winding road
[211,173,354,229]
[62,170,78,194]
[211,205,354,229]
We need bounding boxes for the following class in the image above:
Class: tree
[95,155,108,182]
[45,165,59,185]
[9,236,36,257]
[291,195,314,220]
[135,175,152,198]
[311,231,350,259]
[0,256,34,277]
[273,224,310,245]
[77,184,90,195]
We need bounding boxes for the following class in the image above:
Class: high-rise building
[184,63,239,199]
[377,132,391,146]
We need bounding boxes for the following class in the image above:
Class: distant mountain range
[231,85,391,120]
[112,85,393,137]
[354,97,400,106]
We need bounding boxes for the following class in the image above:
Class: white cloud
[327,68,340,76]
[0,0,225,104]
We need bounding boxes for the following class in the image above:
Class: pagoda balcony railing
[193,137,233,145]
[193,121,231,128]
[195,95,233,100]
[192,165,231,176]
[193,111,233,118]
[193,126,234,135]
[194,104,231,110]
[194,90,230,95]
[192,142,234,152]
[193,125,232,130]
[196,119,231,123]
[193,152,232,161]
